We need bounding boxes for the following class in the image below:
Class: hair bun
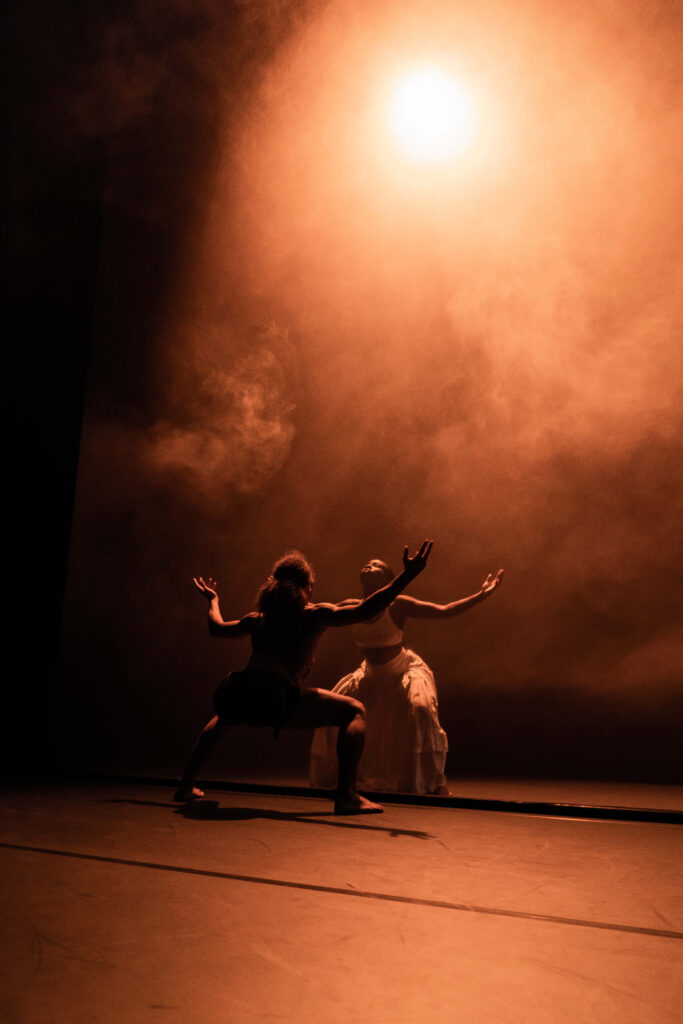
[256,551,315,615]
[271,552,315,590]
[273,565,297,582]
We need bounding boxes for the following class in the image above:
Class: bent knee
[344,696,366,722]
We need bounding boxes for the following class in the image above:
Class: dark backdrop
[6,0,681,786]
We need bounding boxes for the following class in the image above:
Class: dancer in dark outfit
[175,540,433,814]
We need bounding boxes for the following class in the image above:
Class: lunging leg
[175,714,228,801]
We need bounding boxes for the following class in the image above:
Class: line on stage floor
[3,840,682,942]
[96,774,683,825]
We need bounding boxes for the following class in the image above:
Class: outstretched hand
[402,539,433,580]
[193,576,219,602]
[481,568,504,595]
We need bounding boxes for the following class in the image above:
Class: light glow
[387,67,477,163]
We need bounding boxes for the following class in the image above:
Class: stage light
[387,67,477,163]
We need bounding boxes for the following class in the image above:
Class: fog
[56,0,682,784]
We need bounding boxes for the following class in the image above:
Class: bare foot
[334,794,384,815]
[174,786,205,802]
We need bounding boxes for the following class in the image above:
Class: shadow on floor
[101,797,436,840]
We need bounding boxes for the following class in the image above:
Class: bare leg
[334,705,372,812]
[175,714,228,801]
[286,689,383,814]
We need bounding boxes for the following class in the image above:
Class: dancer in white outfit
[310,560,504,795]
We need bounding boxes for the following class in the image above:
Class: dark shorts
[213,666,301,732]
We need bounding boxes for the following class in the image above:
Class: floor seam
[2,840,682,942]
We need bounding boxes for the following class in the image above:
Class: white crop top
[352,609,404,650]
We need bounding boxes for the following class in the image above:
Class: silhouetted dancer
[311,561,503,795]
[175,540,433,814]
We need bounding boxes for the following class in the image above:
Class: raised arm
[393,568,504,623]
[313,541,433,628]
[192,576,258,638]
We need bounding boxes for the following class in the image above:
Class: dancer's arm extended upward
[192,577,258,638]
[393,568,504,624]
[314,540,433,627]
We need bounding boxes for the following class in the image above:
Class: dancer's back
[249,604,323,683]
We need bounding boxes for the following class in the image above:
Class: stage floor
[2,781,682,1023]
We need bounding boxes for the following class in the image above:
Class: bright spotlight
[387,67,477,163]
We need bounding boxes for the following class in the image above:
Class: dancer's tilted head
[360,558,394,595]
